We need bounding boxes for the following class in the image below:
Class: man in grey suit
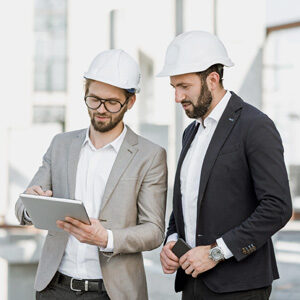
[15,49,167,300]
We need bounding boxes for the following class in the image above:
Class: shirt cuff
[23,209,32,222]
[99,230,114,252]
[166,233,178,244]
[217,237,233,259]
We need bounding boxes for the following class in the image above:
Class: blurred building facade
[0,0,299,299]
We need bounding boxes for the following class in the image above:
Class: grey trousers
[36,274,110,300]
[182,277,272,300]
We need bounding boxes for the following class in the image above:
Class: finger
[56,220,70,229]
[165,266,178,272]
[181,261,190,270]
[26,189,38,195]
[65,217,90,230]
[58,220,84,236]
[56,220,64,228]
[166,260,180,268]
[166,241,176,248]
[162,249,180,266]
[160,251,177,267]
[192,270,200,278]
[33,186,45,195]
[185,264,194,275]
[160,259,172,271]
[161,261,177,273]
[163,267,177,274]
[161,254,180,269]
[166,247,180,262]
[56,220,70,230]
[179,254,187,266]
[26,186,42,195]
[45,190,53,197]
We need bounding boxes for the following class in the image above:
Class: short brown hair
[197,64,224,87]
[84,78,135,99]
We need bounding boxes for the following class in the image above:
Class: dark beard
[183,81,212,119]
[90,107,127,133]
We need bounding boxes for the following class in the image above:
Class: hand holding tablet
[20,192,91,232]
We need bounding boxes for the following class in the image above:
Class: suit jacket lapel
[173,121,200,238]
[176,121,200,175]
[67,130,86,200]
[197,93,243,211]
[99,126,138,212]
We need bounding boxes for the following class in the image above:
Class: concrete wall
[263,27,300,200]
[0,229,45,300]
[0,0,34,218]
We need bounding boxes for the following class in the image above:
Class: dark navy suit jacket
[167,91,292,293]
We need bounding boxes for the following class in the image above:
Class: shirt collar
[83,124,127,152]
[196,90,231,126]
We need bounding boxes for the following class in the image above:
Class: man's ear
[206,72,220,91]
[127,95,136,109]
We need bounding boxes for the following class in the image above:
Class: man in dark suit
[158,31,292,299]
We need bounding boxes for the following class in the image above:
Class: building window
[33,106,65,130]
[34,0,67,92]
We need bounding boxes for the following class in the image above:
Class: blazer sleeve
[165,211,177,244]
[222,115,293,261]
[15,136,55,225]
[111,148,168,255]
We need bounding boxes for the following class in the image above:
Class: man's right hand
[160,241,180,274]
[26,185,53,197]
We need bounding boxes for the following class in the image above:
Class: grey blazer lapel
[67,130,86,199]
[100,126,138,212]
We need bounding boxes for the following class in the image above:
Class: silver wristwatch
[209,245,225,262]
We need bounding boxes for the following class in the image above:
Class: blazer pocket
[218,143,241,156]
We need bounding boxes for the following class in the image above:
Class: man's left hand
[179,245,218,278]
[57,217,108,248]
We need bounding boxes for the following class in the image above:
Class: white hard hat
[84,49,141,93]
[157,31,234,77]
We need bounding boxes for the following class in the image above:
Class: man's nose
[97,102,107,114]
[175,89,185,103]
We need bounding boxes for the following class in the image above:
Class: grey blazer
[15,126,167,300]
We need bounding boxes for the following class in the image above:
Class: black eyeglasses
[84,95,129,113]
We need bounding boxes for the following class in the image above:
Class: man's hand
[160,241,180,274]
[26,185,53,197]
[56,217,108,248]
[179,245,218,278]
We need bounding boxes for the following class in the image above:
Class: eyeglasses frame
[84,95,131,113]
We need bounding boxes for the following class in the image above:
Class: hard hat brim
[157,59,234,77]
[84,73,140,93]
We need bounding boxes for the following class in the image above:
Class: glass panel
[34,0,67,92]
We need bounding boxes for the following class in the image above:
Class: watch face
[211,247,223,261]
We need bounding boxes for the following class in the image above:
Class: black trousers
[182,277,272,300]
[36,273,110,300]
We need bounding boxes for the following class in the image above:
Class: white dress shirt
[168,91,233,259]
[58,125,127,279]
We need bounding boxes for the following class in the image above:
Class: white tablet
[20,193,91,232]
